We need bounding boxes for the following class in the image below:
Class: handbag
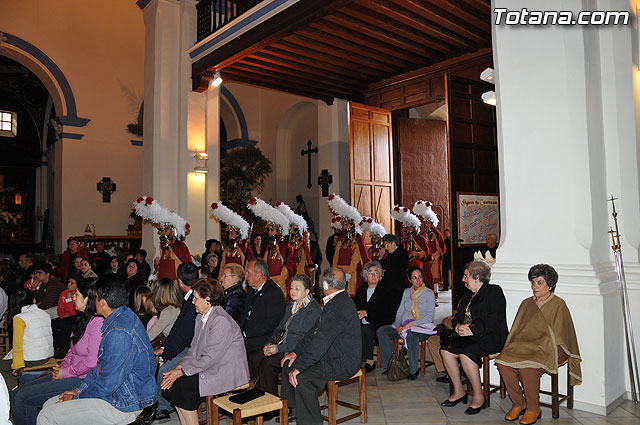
[440,318,485,350]
[150,333,166,351]
[387,337,410,381]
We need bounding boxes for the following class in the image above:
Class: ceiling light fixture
[481,91,496,106]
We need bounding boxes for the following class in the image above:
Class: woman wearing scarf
[495,264,581,425]
[377,266,436,380]
[247,274,321,396]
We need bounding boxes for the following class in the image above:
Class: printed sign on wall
[457,193,500,246]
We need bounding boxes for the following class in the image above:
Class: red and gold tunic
[158,240,192,280]
[264,242,296,299]
[293,240,314,277]
[218,241,248,279]
[422,228,446,286]
[404,234,435,290]
[332,234,370,296]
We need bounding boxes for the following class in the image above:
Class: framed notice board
[456,192,500,246]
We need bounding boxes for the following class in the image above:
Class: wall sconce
[481,91,496,106]
[209,72,223,89]
[480,67,494,84]
[194,151,209,173]
[84,223,96,236]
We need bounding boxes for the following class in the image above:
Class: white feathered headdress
[413,200,439,227]
[275,201,308,234]
[134,196,189,238]
[327,194,362,234]
[247,197,290,236]
[359,216,386,237]
[330,216,342,230]
[474,250,496,267]
[210,201,250,240]
[390,205,421,231]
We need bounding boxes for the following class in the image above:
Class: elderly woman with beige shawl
[496,264,581,425]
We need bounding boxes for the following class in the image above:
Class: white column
[491,0,639,414]
[317,99,349,251]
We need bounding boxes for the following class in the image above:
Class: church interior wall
[0,0,145,249]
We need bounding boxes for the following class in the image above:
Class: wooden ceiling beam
[388,0,489,45]
[309,21,424,65]
[295,28,416,69]
[340,4,460,56]
[357,0,478,51]
[423,0,491,32]
[325,13,443,60]
[285,34,404,74]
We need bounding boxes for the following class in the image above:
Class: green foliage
[221,146,272,211]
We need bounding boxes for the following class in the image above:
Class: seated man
[240,258,286,355]
[152,262,199,420]
[280,267,361,425]
[37,274,156,425]
[33,263,66,311]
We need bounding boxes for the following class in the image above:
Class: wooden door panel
[353,185,372,218]
[451,122,472,141]
[373,124,391,183]
[352,120,372,181]
[374,185,392,232]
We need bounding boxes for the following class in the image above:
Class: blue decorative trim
[220,86,258,149]
[136,0,152,9]
[223,138,257,149]
[189,0,290,59]
[1,32,90,126]
[61,133,84,140]
[57,116,90,128]
[130,140,143,146]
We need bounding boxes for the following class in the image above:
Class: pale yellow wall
[1,0,144,248]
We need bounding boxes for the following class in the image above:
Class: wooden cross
[96,177,116,203]
[300,140,318,189]
[317,169,333,197]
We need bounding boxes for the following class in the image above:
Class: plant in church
[221,146,272,212]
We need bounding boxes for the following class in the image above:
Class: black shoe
[407,371,419,380]
[137,402,157,424]
[364,363,376,373]
[464,401,487,415]
[440,394,468,407]
[276,408,296,423]
[435,373,450,383]
[153,409,171,422]
[382,369,388,375]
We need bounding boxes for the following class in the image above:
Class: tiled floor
[160,290,640,425]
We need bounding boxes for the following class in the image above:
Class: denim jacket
[76,306,157,412]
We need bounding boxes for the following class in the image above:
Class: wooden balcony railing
[196,0,264,42]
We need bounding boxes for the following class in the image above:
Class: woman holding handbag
[440,260,508,415]
[376,266,436,380]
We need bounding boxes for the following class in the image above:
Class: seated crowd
[0,236,580,425]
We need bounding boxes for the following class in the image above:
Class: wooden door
[446,74,498,308]
[348,102,394,238]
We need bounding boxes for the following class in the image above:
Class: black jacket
[353,284,393,328]
[379,246,409,319]
[452,282,508,356]
[162,292,197,361]
[293,290,361,381]
[240,278,287,352]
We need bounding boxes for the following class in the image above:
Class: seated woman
[147,278,182,341]
[440,260,508,414]
[124,258,145,308]
[376,266,436,380]
[219,263,246,324]
[247,274,320,396]
[79,258,98,280]
[11,277,103,425]
[133,286,156,329]
[354,261,391,373]
[496,264,581,425]
[200,253,219,279]
[0,290,53,391]
[52,273,81,358]
[161,279,249,425]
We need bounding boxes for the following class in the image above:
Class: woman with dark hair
[247,274,321,396]
[11,277,104,425]
[440,260,508,415]
[248,233,265,260]
[201,253,219,279]
[0,290,53,390]
[377,266,436,380]
[125,258,145,308]
[58,238,89,282]
[495,264,581,425]
[104,256,121,276]
[161,279,249,425]
[52,273,81,358]
[204,239,222,260]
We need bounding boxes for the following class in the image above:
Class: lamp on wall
[84,223,95,236]
[209,72,223,88]
[480,67,494,83]
[194,151,209,173]
[481,91,496,106]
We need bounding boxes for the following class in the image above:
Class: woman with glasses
[219,263,246,324]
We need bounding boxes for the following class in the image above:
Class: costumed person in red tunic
[247,198,296,299]
[210,201,251,278]
[414,200,446,292]
[275,201,316,280]
[360,216,387,262]
[134,196,192,280]
[327,194,370,296]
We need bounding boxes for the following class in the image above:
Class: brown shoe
[504,406,525,421]
[519,410,541,425]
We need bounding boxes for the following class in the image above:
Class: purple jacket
[179,306,249,396]
[61,315,104,378]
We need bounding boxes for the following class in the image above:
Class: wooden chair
[211,386,287,425]
[540,362,574,419]
[198,383,251,425]
[419,339,434,375]
[320,368,367,425]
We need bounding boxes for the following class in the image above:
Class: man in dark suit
[379,234,410,323]
[280,267,361,425]
[240,258,286,353]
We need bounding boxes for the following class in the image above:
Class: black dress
[443,282,508,365]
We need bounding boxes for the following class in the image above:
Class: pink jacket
[61,315,104,378]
